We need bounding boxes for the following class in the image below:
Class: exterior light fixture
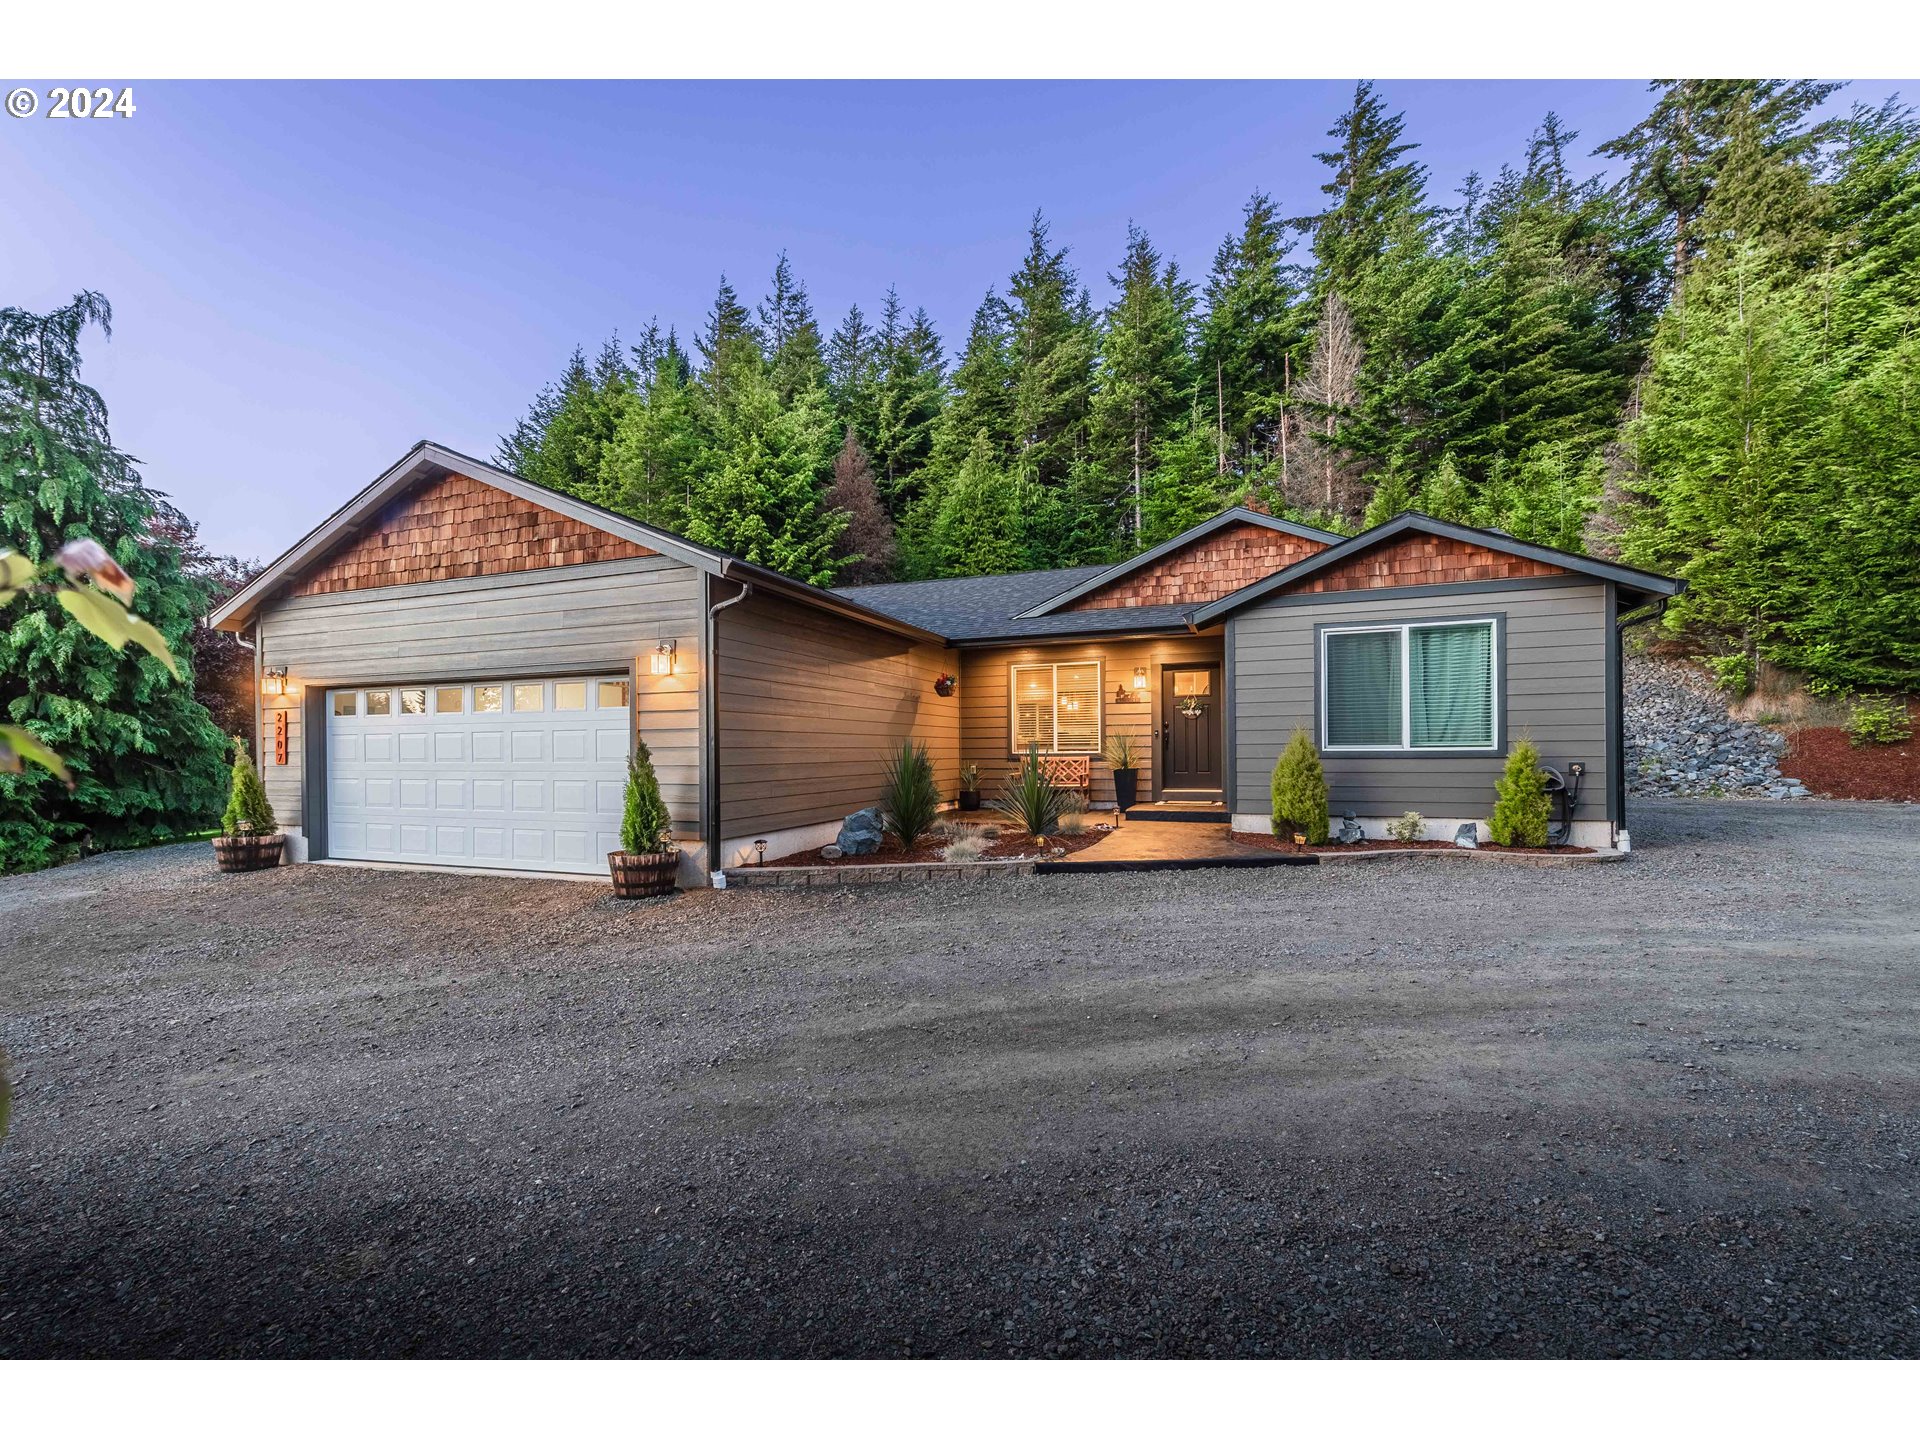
[754,838,767,866]
[650,642,676,675]
[1132,666,1148,693]
[262,666,288,697]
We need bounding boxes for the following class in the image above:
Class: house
[211,441,1683,883]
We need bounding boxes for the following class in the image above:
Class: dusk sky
[3,79,1896,560]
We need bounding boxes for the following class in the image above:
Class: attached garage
[325,675,632,875]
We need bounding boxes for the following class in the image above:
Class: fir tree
[1197,193,1302,481]
[825,428,896,584]
[759,253,826,403]
[496,340,632,504]
[1005,212,1097,521]
[696,274,763,418]
[1418,452,1472,523]
[1270,728,1329,844]
[1488,737,1551,846]
[926,431,1028,578]
[599,341,706,533]
[1361,464,1417,528]
[1091,224,1194,546]
[0,293,229,871]
[871,297,947,511]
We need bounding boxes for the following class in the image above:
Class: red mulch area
[762,826,1111,868]
[1785,713,1920,802]
[1229,832,1594,856]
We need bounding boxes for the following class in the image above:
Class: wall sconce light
[262,666,288,697]
[650,642,676,676]
[1132,666,1148,693]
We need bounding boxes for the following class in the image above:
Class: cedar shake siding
[713,591,960,848]
[1292,532,1567,596]
[957,634,1224,807]
[1229,579,1611,826]
[1062,521,1328,611]
[253,556,704,848]
[291,472,654,597]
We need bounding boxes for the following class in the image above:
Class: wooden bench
[1035,754,1092,797]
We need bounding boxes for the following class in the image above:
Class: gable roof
[1014,508,1343,617]
[209,441,946,645]
[1189,512,1685,626]
[833,565,1110,638]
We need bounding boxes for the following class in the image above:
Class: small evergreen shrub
[1707,652,1755,698]
[880,739,941,848]
[1386,811,1425,843]
[620,738,673,853]
[1488,737,1551,847]
[220,738,277,837]
[1848,695,1913,747]
[997,743,1065,838]
[1270,729,1329,844]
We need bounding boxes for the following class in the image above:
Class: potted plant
[933,671,958,697]
[608,737,679,898]
[212,737,284,872]
[1104,732,1140,811]
[958,760,982,812]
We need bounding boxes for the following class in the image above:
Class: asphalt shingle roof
[834,566,1113,640]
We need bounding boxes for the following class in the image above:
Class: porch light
[650,642,676,675]
[262,666,288,697]
[1132,666,1148,693]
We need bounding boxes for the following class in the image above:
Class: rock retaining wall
[1625,656,1810,799]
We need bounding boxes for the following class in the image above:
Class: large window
[1321,619,1496,752]
[1010,661,1102,753]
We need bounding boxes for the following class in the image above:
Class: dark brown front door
[1160,664,1223,794]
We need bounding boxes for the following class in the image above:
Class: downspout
[1612,595,1670,845]
[703,571,753,885]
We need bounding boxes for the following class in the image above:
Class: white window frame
[1008,660,1103,754]
[1319,618,1499,753]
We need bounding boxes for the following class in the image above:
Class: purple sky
[3,80,1897,561]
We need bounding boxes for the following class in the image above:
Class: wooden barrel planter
[212,834,285,873]
[608,850,679,898]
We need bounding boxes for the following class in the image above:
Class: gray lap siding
[251,555,705,845]
[1229,579,1612,822]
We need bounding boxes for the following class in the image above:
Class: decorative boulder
[836,807,886,856]
[820,844,844,861]
[1336,812,1365,845]
[1453,823,1480,849]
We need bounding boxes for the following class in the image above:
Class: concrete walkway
[1065,820,1247,863]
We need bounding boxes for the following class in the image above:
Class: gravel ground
[3,799,1916,1358]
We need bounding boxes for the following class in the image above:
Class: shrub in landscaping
[997,743,1064,838]
[1270,729,1329,843]
[620,738,674,853]
[1848,695,1913,747]
[220,738,277,837]
[1057,811,1088,837]
[1488,737,1551,847]
[941,832,989,864]
[1386,811,1425,843]
[1708,651,1755,698]
[880,739,941,848]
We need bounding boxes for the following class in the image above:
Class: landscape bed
[1229,832,1596,857]
[762,825,1109,867]
[1783,706,1920,803]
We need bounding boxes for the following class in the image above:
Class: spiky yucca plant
[996,742,1064,840]
[880,739,941,849]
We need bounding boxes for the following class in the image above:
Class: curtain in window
[1410,623,1493,747]
[1325,630,1402,747]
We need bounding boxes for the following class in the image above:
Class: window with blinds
[1010,661,1102,753]
[1321,619,1496,751]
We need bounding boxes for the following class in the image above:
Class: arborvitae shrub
[1488,737,1551,846]
[220,739,277,836]
[620,738,673,853]
[1270,729,1329,844]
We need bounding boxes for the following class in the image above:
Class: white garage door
[325,676,631,875]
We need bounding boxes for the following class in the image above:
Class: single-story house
[211,441,1683,884]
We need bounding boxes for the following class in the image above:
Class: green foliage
[1,293,228,874]
[1103,731,1139,771]
[220,739,276,836]
[1270,729,1329,843]
[1386,811,1426,843]
[1848,695,1913,747]
[996,743,1065,838]
[958,760,980,791]
[879,739,941,848]
[1488,737,1552,847]
[619,738,673,854]
[1707,652,1756,698]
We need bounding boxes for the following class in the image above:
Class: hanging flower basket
[933,673,958,697]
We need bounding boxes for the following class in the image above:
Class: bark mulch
[763,826,1110,868]
[1229,832,1595,857]
[1785,708,1920,803]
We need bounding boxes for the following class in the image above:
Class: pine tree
[1304,82,1435,303]
[696,275,763,418]
[1091,224,1194,547]
[825,428,896,584]
[1005,211,1097,551]
[871,297,947,511]
[495,340,633,503]
[827,303,880,445]
[926,431,1029,578]
[759,253,827,403]
[1361,464,1417,528]
[1417,452,1472,522]
[599,338,706,534]
[1196,193,1301,481]
[0,293,229,871]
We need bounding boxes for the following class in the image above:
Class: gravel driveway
[3,800,1916,1357]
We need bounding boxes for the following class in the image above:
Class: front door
[1160,664,1223,795]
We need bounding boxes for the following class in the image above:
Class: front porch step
[1124,801,1228,823]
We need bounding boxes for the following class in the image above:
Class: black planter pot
[609,850,679,898]
[1112,768,1139,811]
[958,789,981,812]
